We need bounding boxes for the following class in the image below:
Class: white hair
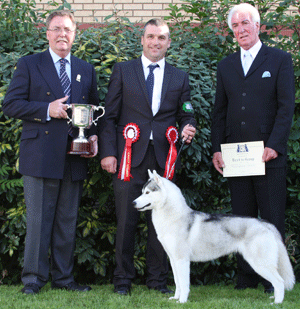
[227,3,260,30]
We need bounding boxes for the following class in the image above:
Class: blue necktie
[146,64,159,104]
[59,58,71,103]
[59,58,73,136]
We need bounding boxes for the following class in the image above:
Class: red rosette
[118,123,140,181]
[164,126,178,180]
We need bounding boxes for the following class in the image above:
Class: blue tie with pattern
[146,64,159,104]
[59,58,73,136]
[59,58,71,103]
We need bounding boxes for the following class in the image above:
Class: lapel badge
[76,74,81,82]
[262,71,271,78]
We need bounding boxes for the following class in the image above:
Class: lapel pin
[76,74,81,82]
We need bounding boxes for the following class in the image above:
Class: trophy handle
[92,106,105,125]
[66,104,72,124]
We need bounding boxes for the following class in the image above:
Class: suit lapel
[71,56,83,103]
[160,62,172,106]
[37,50,65,99]
[246,44,268,77]
[232,50,244,78]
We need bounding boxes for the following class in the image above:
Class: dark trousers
[22,163,83,288]
[112,144,169,288]
[228,167,286,286]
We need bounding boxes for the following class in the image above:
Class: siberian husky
[133,170,295,304]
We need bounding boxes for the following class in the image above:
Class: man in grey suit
[211,3,294,293]
[2,10,99,294]
[99,18,196,295]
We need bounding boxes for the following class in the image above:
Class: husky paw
[169,296,179,301]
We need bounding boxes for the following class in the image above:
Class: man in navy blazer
[211,3,295,293]
[99,19,196,295]
[2,10,99,294]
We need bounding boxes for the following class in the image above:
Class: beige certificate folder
[221,141,265,177]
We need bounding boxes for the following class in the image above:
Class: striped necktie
[59,58,71,103]
[59,58,73,136]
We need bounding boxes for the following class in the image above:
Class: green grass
[0,283,299,309]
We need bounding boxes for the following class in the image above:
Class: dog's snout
[132,201,136,206]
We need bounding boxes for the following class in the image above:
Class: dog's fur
[133,170,295,304]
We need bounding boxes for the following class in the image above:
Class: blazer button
[241,122,245,125]
[45,131,49,135]
[82,96,85,100]
[242,106,245,110]
[47,92,51,96]
[242,93,246,96]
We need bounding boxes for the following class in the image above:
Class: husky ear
[152,170,162,184]
[148,169,153,178]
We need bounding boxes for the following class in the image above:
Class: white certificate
[221,141,265,177]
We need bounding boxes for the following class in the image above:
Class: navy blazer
[99,57,196,169]
[211,44,295,168]
[2,49,99,180]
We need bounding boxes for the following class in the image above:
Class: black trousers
[112,143,169,287]
[228,167,286,286]
[22,162,83,288]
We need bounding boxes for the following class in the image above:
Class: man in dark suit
[2,10,99,294]
[99,18,196,295]
[211,3,294,293]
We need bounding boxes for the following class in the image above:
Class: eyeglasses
[47,27,76,34]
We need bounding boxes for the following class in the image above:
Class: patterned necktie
[59,58,71,102]
[59,58,73,136]
[146,64,159,104]
[243,51,253,76]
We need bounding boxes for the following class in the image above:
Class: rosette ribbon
[118,123,140,181]
[164,126,178,180]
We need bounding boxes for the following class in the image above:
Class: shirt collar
[240,40,262,60]
[49,47,71,64]
[141,53,165,71]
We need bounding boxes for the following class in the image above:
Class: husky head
[133,170,165,211]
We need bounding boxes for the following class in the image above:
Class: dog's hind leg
[247,259,285,304]
[170,259,190,303]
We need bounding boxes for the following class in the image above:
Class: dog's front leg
[168,256,180,300]
[171,259,190,303]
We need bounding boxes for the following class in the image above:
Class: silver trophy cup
[66,104,105,155]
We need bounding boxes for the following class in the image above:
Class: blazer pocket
[21,129,38,141]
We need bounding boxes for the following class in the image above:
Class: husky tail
[277,238,295,291]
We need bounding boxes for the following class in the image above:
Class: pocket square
[262,71,271,78]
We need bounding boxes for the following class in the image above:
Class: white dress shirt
[141,54,165,139]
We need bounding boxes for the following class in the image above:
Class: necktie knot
[148,63,159,73]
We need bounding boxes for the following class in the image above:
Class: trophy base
[68,141,91,155]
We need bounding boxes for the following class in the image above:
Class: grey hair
[46,10,76,30]
[227,3,260,30]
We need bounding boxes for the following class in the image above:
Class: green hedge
[0,0,299,285]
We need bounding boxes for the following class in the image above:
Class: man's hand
[81,135,98,158]
[262,147,278,162]
[182,124,196,144]
[101,156,117,174]
[212,152,225,175]
[49,96,69,119]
